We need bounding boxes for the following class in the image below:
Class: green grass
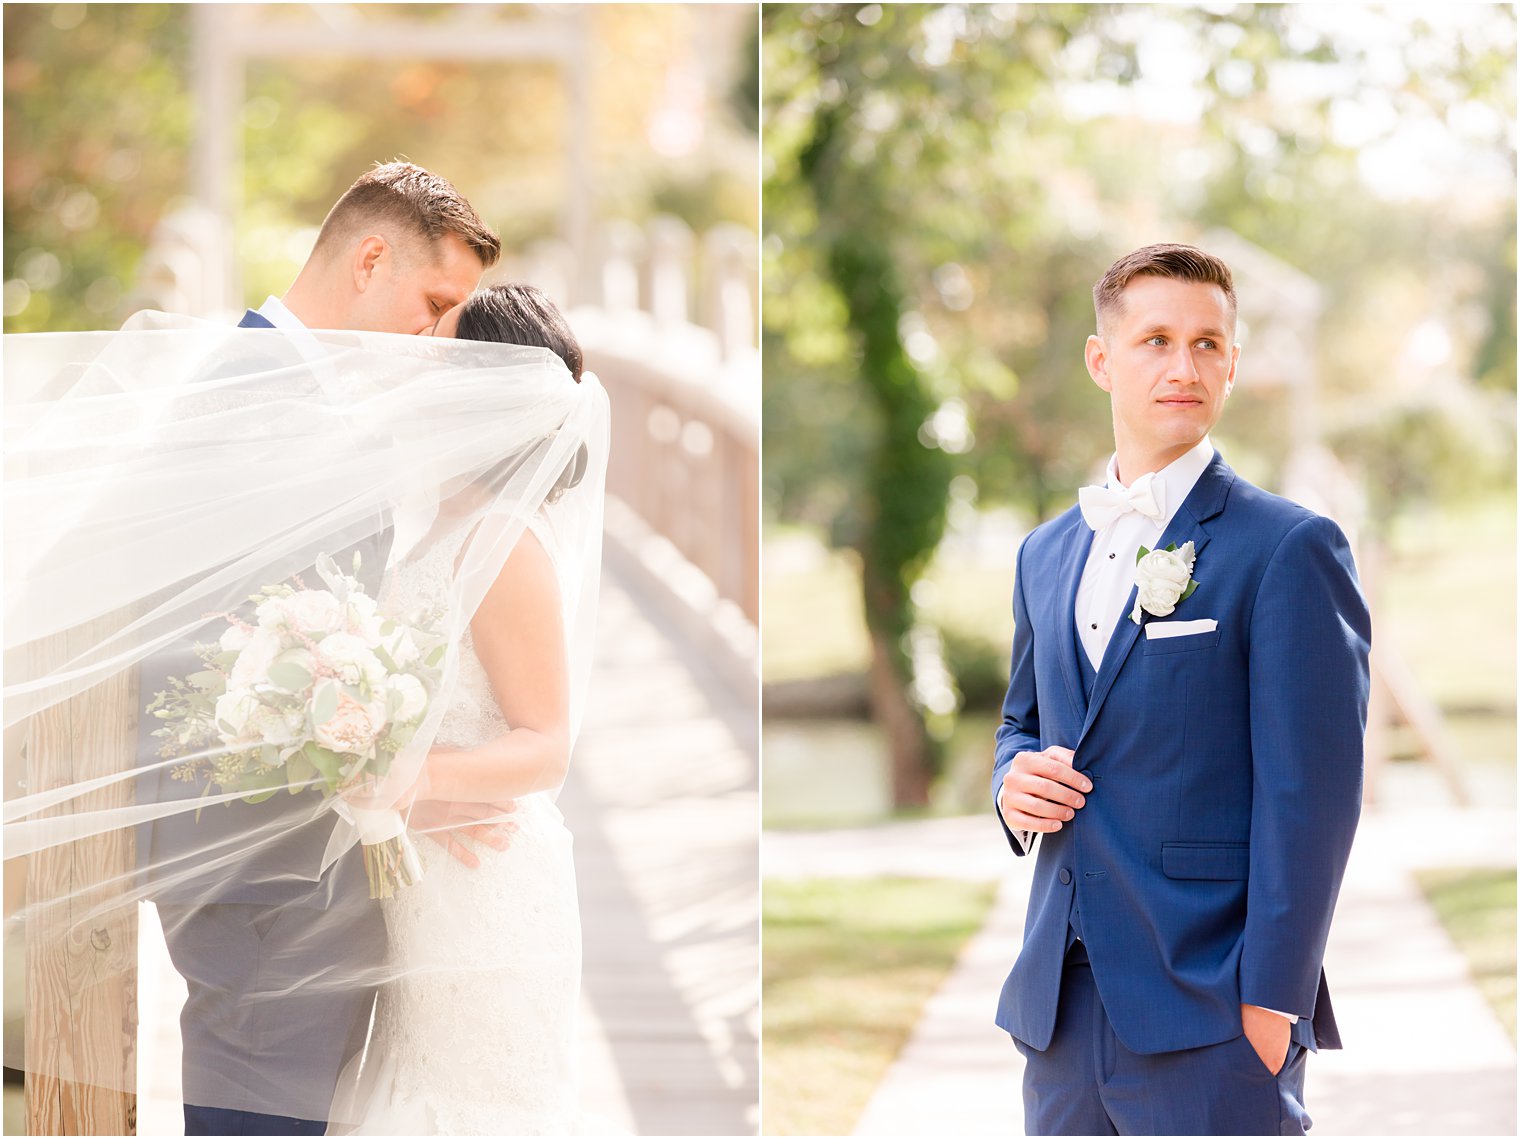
[761,547,872,684]
[762,549,1015,685]
[1415,867,1517,1039]
[762,877,998,1136]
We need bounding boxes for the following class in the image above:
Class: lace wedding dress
[340,525,582,1135]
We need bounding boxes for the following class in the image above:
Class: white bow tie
[1078,472,1166,531]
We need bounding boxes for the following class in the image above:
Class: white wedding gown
[337,525,583,1135]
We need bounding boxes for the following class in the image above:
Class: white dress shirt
[1074,436,1215,669]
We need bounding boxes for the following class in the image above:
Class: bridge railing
[516,219,759,679]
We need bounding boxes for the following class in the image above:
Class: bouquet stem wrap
[333,800,424,899]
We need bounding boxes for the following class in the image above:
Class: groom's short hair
[1093,243,1236,336]
[313,161,501,269]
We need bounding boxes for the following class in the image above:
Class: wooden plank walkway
[135,561,759,1135]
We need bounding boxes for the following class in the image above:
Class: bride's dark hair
[456,283,584,382]
[456,283,589,501]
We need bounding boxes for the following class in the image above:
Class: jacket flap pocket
[1162,842,1249,880]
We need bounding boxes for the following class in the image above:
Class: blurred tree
[3,4,191,332]
[764,2,1515,802]
[5,3,759,331]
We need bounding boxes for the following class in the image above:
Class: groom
[141,161,508,1136]
[992,244,1370,1135]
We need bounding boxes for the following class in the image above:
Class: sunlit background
[4,2,758,327]
[6,5,760,1135]
[761,4,1515,1135]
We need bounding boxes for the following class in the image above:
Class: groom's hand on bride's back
[998,746,1091,834]
[408,798,519,868]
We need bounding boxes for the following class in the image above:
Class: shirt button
[1109,553,1116,559]
[1090,623,1098,630]
[1059,868,1073,885]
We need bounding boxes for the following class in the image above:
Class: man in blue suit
[138,161,506,1136]
[992,243,1370,1135]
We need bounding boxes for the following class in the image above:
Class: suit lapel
[1078,452,1235,742]
[1053,517,1095,718]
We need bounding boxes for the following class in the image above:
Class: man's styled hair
[313,160,501,269]
[1093,243,1236,336]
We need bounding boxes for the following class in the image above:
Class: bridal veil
[4,311,609,1121]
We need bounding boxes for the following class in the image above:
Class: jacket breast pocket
[1162,841,1249,880]
[1142,628,1222,655]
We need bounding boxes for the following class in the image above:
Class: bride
[4,284,608,1136]
[333,284,598,1135]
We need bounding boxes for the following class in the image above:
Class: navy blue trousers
[158,899,383,1134]
[184,1103,326,1135]
[1015,943,1312,1136]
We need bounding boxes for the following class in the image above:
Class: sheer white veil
[3,310,608,1120]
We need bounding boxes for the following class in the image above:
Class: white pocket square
[1144,618,1218,639]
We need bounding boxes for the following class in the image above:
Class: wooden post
[23,618,138,1136]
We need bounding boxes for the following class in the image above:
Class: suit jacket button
[1058,868,1072,885]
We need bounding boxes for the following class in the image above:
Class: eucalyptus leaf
[284,752,317,791]
[302,741,343,794]
[425,644,446,667]
[268,662,312,692]
[312,682,339,725]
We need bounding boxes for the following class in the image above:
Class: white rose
[214,688,260,742]
[255,595,291,630]
[343,593,381,638]
[246,703,303,749]
[380,625,422,668]
[219,624,252,653]
[1131,541,1197,623]
[313,691,388,755]
[229,628,283,689]
[317,633,388,689]
[388,673,428,724]
[283,589,344,636]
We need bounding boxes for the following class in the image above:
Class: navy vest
[1067,617,1101,947]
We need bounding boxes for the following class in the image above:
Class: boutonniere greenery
[1130,541,1198,624]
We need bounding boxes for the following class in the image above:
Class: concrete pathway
[765,805,1516,1137]
[138,560,759,1135]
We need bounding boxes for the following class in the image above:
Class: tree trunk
[866,629,933,808]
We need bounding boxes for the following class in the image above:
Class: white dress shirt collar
[1101,435,1216,530]
[255,295,339,401]
[1073,435,1216,672]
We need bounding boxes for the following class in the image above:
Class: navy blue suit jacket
[992,450,1370,1056]
[135,308,389,908]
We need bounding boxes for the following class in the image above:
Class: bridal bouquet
[149,552,448,899]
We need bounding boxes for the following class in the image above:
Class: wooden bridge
[11,212,759,1138]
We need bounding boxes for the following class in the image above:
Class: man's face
[350,232,483,335]
[1085,275,1239,477]
[420,301,465,340]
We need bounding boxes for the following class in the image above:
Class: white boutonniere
[1130,541,1199,624]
